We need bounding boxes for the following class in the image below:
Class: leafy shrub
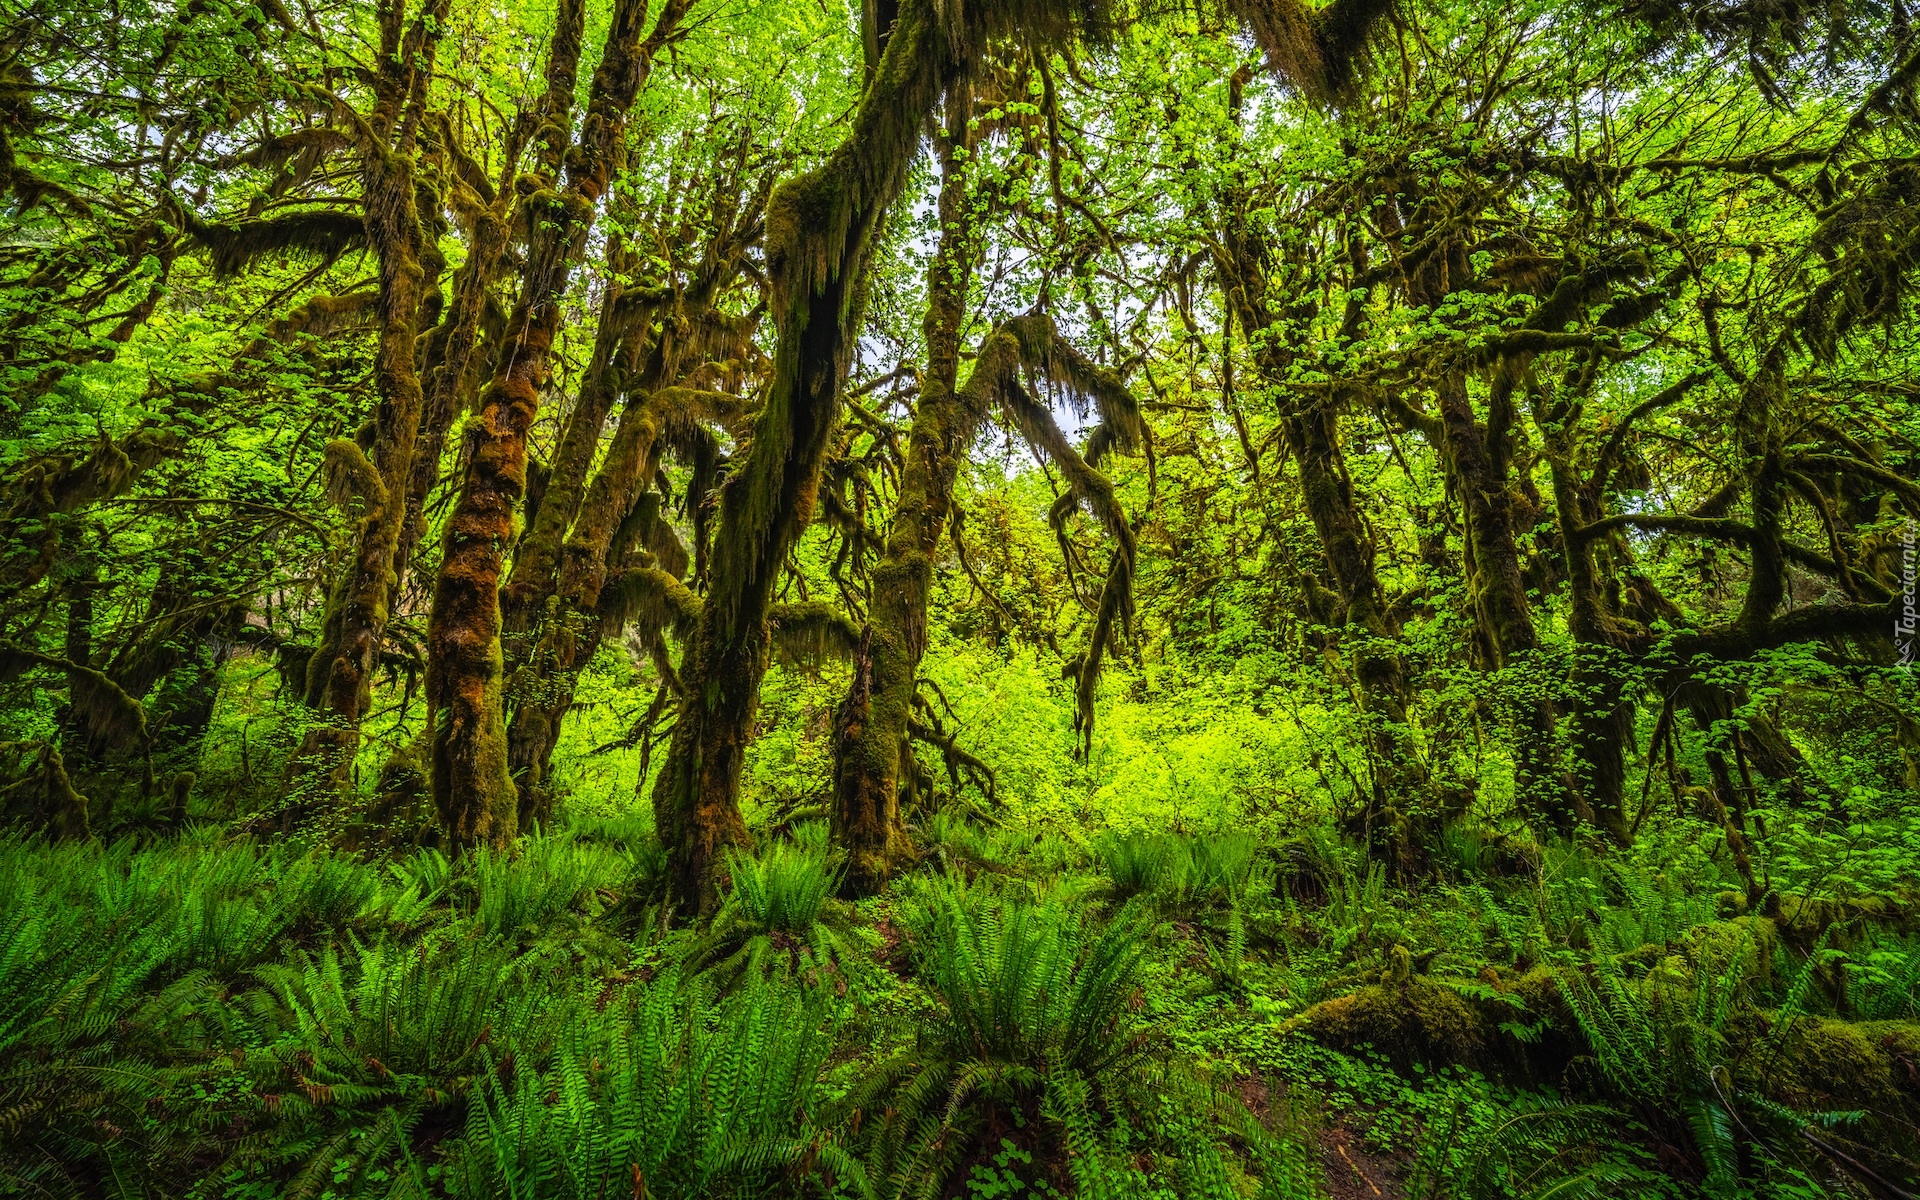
[1097,831,1189,900]
[1596,863,1717,951]
[726,838,840,933]
[1435,1099,1646,1200]
[248,932,519,1092]
[278,846,381,932]
[1322,859,1394,954]
[1841,928,1920,1020]
[226,932,531,1195]
[698,838,848,978]
[468,835,624,940]
[1096,831,1258,907]
[847,878,1293,1199]
[918,809,1011,875]
[1560,930,1750,1195]
[0,836,207,1195]
[451,976,847,1199]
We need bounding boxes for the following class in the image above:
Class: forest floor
[3,806,1917,1198]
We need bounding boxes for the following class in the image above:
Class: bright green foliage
[725,835,841,934]
[696,833,853,979]
[466,835,627,941]
[1096,831,1259,908]
[1434,1100,1640,1200]
[1841,930,1920,1021]
[845,877,1295,1199]
[236,935,526,1197]
[3,0,1920,1194]
[0,839,197,1194]
[1559,931,1749,1196]
[452,977,847,1200]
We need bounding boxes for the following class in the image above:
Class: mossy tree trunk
[654,0,954,914]
[831,85,979,895]
[1381,201,1577,832]
[501,385,735,829]
[54,553,99,773]
[394,183,515,607]
[287,0,449,797]
[1535,388,1639,842]
[1431,368,1577,829]
[427,0,683,850]
[502,257,654,621]
[1212,152,1431,871]
[498,259,653,832]
[1288,397,1432,862]
[501,205,759,830]
[423,0,586,850]
[1502,263,1699,841]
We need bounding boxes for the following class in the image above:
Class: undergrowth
[2,797,1916,1199]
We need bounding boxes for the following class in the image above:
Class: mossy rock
[1296,979,1487,1067]
[1501,965,1565,1018]
[1684,914,1778,982]
[1773,893,1918,944]
[1738,1015,1920,1122]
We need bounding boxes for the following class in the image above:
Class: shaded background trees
[1,0,1915,945]
[4,1,1920,1197]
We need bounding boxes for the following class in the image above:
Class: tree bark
[501,223,757,828]
[1536,389,1635,841]
[654,0,950,913]
[394,192,513,608]
[1212,169,1430,870]
[287,0,449,795]
[427,0,678,850]
[831,84,978,894]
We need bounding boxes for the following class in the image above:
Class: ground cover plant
[2,0,1918,1195]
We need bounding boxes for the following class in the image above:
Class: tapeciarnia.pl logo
[1901,521,1918,669]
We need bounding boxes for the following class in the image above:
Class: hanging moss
[767,602,862,669]
[560,387,740,610]
[974,316,1139,754]
[320,439,388,514]
[0,643,146,749]
[250,290,380,348]
[1004,312,1146,458]
[1226,0,1396,100]
[428,0,687,851]
[638,498,691,580]
[182,209,368,278]
[0,740,90,838]
[600,566,702,640]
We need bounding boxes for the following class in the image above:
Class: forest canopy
[2,0,1919,1196]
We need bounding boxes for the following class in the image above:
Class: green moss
[1298,979,1488,1066]
[1226,0,1395,99]
[767,602,861,669]
[1503,965,1566,1017]
[1745,1015,1920,1123]
[1775,893,1916,943]
[181,208,368,278]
